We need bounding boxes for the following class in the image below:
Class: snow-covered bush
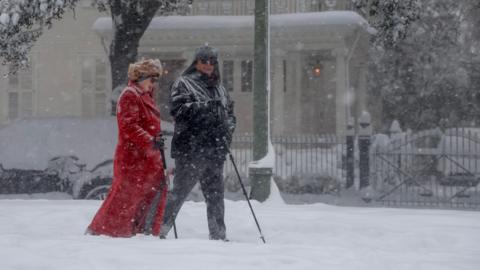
[274,173,341,195]
[223,170,249,193]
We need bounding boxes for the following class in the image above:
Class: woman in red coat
[87,59,167,237]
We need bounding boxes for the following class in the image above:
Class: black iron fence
[224,134,346,194]
[226,128,480,210]
[371,128,480,209]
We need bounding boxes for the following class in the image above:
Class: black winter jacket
[170,70,236,160]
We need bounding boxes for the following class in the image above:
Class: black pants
[160,154,226,239]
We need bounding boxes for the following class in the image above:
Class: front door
[301,53,336,134]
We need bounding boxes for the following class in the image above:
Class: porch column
[356,63,368,124]
[271,49,286,135]
[0,68,7,126]
[334,47,347,136]
[292,51,302,132]
[281,51,301,134]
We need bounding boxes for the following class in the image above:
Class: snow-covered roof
[0,117,174,170]
[93,11,375,34]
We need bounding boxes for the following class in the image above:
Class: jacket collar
[189,70,219,88]
[128,81,152,96]
[127,81,160,117]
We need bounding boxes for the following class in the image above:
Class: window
[21,92,33,117]
[8,93,18,120]
[198,2,209,14]
[297,0,307,12]
[95,58,107,92]
[8,67,33,120]
[311,0,323,12]
[20,71,33,90]
[274,0,288,13]
[9,68,32,90]
[81,56,108,116]
[222,60,234,92]
[246,0,255,15]
[8,73,18,87]
[241,60,253,92]
[94,93,107,116]
[81,92,93,117]
[222,2,233,15]
[81,59,93,90]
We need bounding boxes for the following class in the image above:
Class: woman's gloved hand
[152,133,165,150]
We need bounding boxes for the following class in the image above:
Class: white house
[0,0,373,136]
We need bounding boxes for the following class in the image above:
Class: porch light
[312,64,322,77]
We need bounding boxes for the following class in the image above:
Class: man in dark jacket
[160,45,236,240]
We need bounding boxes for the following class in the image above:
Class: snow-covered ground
[1,198,479,270]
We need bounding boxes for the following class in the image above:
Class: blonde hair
[128,59,162,81]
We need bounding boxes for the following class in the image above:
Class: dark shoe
[210,236,229,242]
[159,234,166,239]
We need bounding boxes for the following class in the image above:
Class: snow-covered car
[0,117,173,199]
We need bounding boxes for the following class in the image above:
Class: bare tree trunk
[108,0,163,115]
[108,31,140,115]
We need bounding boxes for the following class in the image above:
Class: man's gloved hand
[207,99,223,108]
[192,99,222,115]
[226,118,235,133]
[206,99,225,122]
[224,131,233,147]
[152,133,165,150]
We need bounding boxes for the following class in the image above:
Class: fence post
[346,118,355,189]
[389,120,403,170]
[358,111,372,189]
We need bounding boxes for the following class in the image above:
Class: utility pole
[249,0,272,202]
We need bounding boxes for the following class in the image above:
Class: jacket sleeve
[170,80,210,122]
[221,87,236,132]
[117,91,153,150]
[224,94,236,144]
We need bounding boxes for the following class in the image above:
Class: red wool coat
[87,82,166,237]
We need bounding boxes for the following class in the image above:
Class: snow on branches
[0,0,79,73]
[0,0,193,74]
[92,0,192,15]
[352,0,421,49]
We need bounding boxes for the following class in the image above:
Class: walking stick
[159,144,178,239]
[225,146,266,244]
[145,134,178,238]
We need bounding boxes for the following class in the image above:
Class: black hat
[181,45,221,86]
[194,45,218,62]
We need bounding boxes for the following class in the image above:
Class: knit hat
[194,45,218,63]
[128,59,162,81]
